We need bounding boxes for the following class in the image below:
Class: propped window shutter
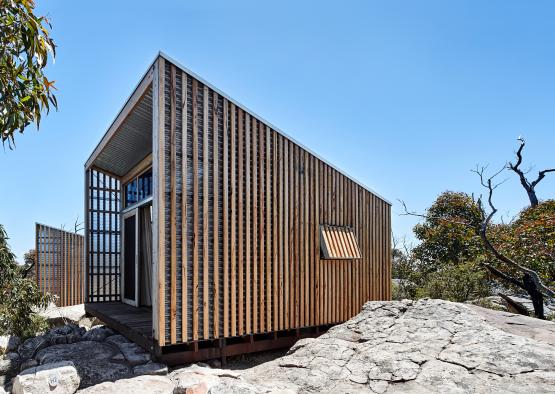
[319,224,362,259]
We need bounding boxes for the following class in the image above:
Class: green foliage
[400,192,555,306]
[471,297,507,311]
[0,224,51,339]
[415,261,491,302]
[0,0,57,147]
[393,192,492,303]
[392,247,420,299]
[413,191,483,272]
[491,200,555,287]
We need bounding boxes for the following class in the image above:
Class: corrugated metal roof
[86,52,390,204]
[91,87,153,177]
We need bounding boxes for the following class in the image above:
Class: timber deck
[85,302,153,352]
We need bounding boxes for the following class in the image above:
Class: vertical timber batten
[87,55,391,359]
[156,56,166,345]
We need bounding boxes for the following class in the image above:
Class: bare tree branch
[74,215,84,233]
[508,137,554,207]
[482,262,523,289]
[474,167,555,300]
[398,199,477,229]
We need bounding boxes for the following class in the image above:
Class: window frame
[123,166,153,210]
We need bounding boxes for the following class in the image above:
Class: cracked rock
[244,299,555,393]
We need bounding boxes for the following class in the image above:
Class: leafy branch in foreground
[0,0,57,148]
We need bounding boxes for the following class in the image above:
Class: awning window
[319,225,362,260]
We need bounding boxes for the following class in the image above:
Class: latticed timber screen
[87,169,121,302]
[35,223,85,307]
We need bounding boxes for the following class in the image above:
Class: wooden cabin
[35,223,85,307]
[84,52,391,364]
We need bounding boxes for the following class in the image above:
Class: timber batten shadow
[84,52,392,364]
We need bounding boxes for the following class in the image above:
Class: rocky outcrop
[132,362,168,376]
[244,299,555,393]
[12,361,80,394]
[38,304,102,329]
[2,323,166,392]
[0,353,21,387]
[35,341,132,388]
[468,295,555,317]
[6,299,555,393]
[78,375,174,394]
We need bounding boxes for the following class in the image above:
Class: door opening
[122,209,138,306]
[122,204,153,307]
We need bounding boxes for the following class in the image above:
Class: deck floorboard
[85,302,153,350]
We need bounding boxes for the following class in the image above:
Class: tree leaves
[0,0,57,148]
[0,224,52,338]
[412,191,484,272]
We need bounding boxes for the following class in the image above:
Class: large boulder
[105,335,150,366]
[18,336,50,360]
[12,360,80,394]
[169,365,290,394]
[38,304,87,327]
[37,303,103,329]
[0,336,20,355]
[0,352,21,386]
[133,362,168,376]
[35,341,132,388]
[78,375,174,394]
[117,343,150,366]
[82,326,115,342]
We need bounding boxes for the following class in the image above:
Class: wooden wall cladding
[158,58,391,346]
[36,223,85,307]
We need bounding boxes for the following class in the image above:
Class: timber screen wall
[86,169,121,302]
[35,223,85,307]
[156,58,391,346]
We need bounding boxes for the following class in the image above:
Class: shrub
[415,261,491,303]
[0,224,52,339]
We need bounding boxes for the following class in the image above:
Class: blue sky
[2,0,555,260]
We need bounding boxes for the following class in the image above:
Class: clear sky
[2,0,554,260]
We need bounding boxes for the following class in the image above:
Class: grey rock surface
[19,359,37,372]
[18,336,49,360]
[244,299,555,393]
[114,342,150,366]
[35,341,132,388]
[132,362,168,376]
[0,352,21,387]
[0,336,20,355]
[82,327,115,342]
[12,360,80,394]
[38,304,87,327]
[13,299,555,393]
[78,375,174,394]
[466,304,555,346]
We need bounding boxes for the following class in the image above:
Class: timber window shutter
[319,224,362,259]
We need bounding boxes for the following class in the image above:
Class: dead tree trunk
[474,167,554,319]
[508,138,554,208]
